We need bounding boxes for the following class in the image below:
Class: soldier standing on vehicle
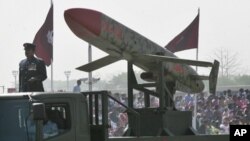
[19,43,47,92]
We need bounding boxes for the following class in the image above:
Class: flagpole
[193,8,200,131]
[51,60,54,92]
[196,48,199,71]
[51,0,53,92]
[196,8,200,72]
[88,43,92,91]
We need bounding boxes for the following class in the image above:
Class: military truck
[0,91,229,141]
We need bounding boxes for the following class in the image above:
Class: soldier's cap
[23,43,36,50]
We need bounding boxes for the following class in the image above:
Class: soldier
[19,43,47,92]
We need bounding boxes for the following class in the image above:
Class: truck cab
[0,92,91,141]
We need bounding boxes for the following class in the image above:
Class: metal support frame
[157,61,165,109]
[127,62,134,108]
[127,61,175,109]
[144,92,150,108]
[82,90,141,138]
[126,62,198,136]
[82,91,109,141]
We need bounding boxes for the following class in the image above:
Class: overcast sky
[1,0,250,91]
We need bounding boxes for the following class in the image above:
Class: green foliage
[104,71,146,90]
[44,72,250,92]
[217,76,237,86]
[43,71,145,92]
[108,72,127,89]
[234,75,250,84]
[217,75,250,86]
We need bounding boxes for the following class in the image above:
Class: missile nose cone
[64,8,101,36]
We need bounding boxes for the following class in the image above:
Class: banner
[165,12,199,53]
[33,4,53,66]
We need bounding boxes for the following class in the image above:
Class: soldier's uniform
[19,57,47,92]
[19,43,47,92]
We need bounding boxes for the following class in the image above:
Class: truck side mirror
[32,103,46,120]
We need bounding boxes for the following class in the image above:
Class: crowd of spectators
[107,92,159,136]
[107,93,127,136]
[175,89,250,135]
[106,88,250,136]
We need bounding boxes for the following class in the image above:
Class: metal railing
[82,91,141,137]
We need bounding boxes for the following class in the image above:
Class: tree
[108,72,128,89]
[234,75,250,85]
[213,48,240,77]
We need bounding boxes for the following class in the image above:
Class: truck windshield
[0,99,31,141]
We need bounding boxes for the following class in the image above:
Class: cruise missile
[64,8,218,93]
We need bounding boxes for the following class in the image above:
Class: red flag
[33,4,53,66]
[165,12,199,53]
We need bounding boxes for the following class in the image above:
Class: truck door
[38,102,75,141]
